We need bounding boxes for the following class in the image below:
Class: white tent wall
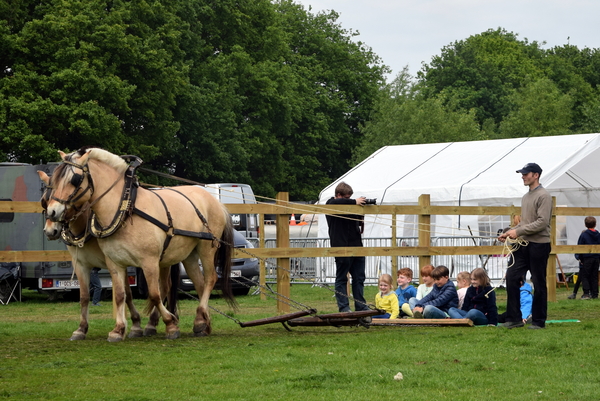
[317,134,600,281]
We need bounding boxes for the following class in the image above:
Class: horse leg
[125,279,143,338]
[142,269,172,337]
[159,265,179,339]
[71,264,91,341]
[142,264,179,339]
[184,250,214,337]
[105,260,128,342]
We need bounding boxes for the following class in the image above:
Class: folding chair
[0,262,21,305]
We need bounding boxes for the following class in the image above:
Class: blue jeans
[90,268,102,305]
[448,307,489,325]
[334,256,367,311]
[423,305,448,319]
[372,312,391,319]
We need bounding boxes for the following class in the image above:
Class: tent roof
[319,134,600,206]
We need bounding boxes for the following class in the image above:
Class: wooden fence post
[418,194,431,283]
[547,197,557,302]
[258,213,266,301]
[276,192,290,313]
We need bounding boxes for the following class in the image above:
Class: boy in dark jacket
[574,216,600,299]
[413,265,458,319]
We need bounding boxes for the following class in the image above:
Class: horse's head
[40,148,94,222]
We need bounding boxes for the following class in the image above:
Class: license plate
[56,280,80,288]
[230,271,241,278]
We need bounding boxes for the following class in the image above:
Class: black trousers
[580,257,600,298]
[505,242,551,327]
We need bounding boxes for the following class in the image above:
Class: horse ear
[58,150,67,160]
[78,150,91,165]
[38,170,50,184]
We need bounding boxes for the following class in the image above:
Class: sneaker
[581,294,592,300]
[501,321,524,329]
[339,307,352,313]
[413,310,424,319]
[528,324,545,330]
[92,302,102,306]
[567,293,576,299]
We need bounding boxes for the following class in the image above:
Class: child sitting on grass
[402,264,434,317]
[395,267,417,316]
[456,271,471,309]
[448,268,498,326]
[412,265,458,319]
[373,274,399,319]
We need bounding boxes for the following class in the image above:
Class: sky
[294,0,600,80]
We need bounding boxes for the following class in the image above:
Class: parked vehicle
[201,183,258,238]
[179,230,259,296]
[0,162,137,300]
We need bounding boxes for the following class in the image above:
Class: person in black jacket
[448,268,498,326]
[412,265,458,319]
[574,216,600,299]
[325,182,368,312]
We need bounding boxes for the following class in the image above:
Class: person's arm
[420,284,457,308]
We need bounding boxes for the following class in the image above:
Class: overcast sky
[294,0,600,80]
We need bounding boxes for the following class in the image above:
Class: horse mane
[86,148,128,174]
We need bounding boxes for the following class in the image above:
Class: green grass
[1,286,599,400]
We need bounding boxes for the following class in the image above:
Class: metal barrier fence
[248,236,507,285]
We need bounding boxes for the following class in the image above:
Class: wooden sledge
[371,318,474,327]
[239,309,317,328]
[287,310,382,328]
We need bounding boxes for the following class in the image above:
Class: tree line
[2,3,599,200]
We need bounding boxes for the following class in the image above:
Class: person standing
[90,267,102,306]
[326,182,368,312]
[574,216,600,299]
[498,163,552,329]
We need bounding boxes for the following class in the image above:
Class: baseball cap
[516,163,542,174]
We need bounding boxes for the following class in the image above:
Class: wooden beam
[275,192,290,314]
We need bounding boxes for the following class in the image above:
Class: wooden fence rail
[4,195,600,310]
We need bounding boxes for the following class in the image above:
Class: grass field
[1,285,599,401]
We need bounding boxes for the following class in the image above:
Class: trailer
[0,162,137,300]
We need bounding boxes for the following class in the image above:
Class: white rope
[484,236,529,298]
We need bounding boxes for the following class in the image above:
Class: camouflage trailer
[0,162,137,300]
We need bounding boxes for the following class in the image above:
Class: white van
[202,183,258,238]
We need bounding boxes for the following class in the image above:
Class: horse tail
[217,205,237,308]
[167,263,180,319]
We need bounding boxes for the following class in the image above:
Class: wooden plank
[371,318,474,327]
[239,310,315,328]
[0,250,71,263]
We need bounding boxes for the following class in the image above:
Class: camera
[364,198,377,205]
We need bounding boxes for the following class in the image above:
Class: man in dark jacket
[325,182,368,312]
[574,216,600,299]
[413,265,458,319]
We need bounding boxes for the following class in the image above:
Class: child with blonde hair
[456,271,471,309]
[373,274,399,319]
[448,268,498,326]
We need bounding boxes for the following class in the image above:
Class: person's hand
[356,196,366,206]
[413,306,423,313]
[498,229,517,242]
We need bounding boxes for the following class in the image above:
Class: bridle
[48,160,95,207]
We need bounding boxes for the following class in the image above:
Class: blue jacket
[461,285,498,326]
[415,279,458,312]
[575,229,600,260]
[395,285,417,303]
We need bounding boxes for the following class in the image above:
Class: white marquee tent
[317,134,600,273]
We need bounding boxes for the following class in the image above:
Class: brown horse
[43,147,235,342]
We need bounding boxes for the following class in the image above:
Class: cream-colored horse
[43,147,235,342]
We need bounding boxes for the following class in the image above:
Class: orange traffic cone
[290,214,297,226]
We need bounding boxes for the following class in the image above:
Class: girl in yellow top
[373,274,399,319]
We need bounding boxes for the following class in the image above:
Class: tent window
[478,215,510,240]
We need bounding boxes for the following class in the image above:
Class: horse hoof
[107,335,123,343]
[128,329,144,338]
[70,332,86,341]
[193,323,209,337]
[143,327,157,337]
[166,330,180,340]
